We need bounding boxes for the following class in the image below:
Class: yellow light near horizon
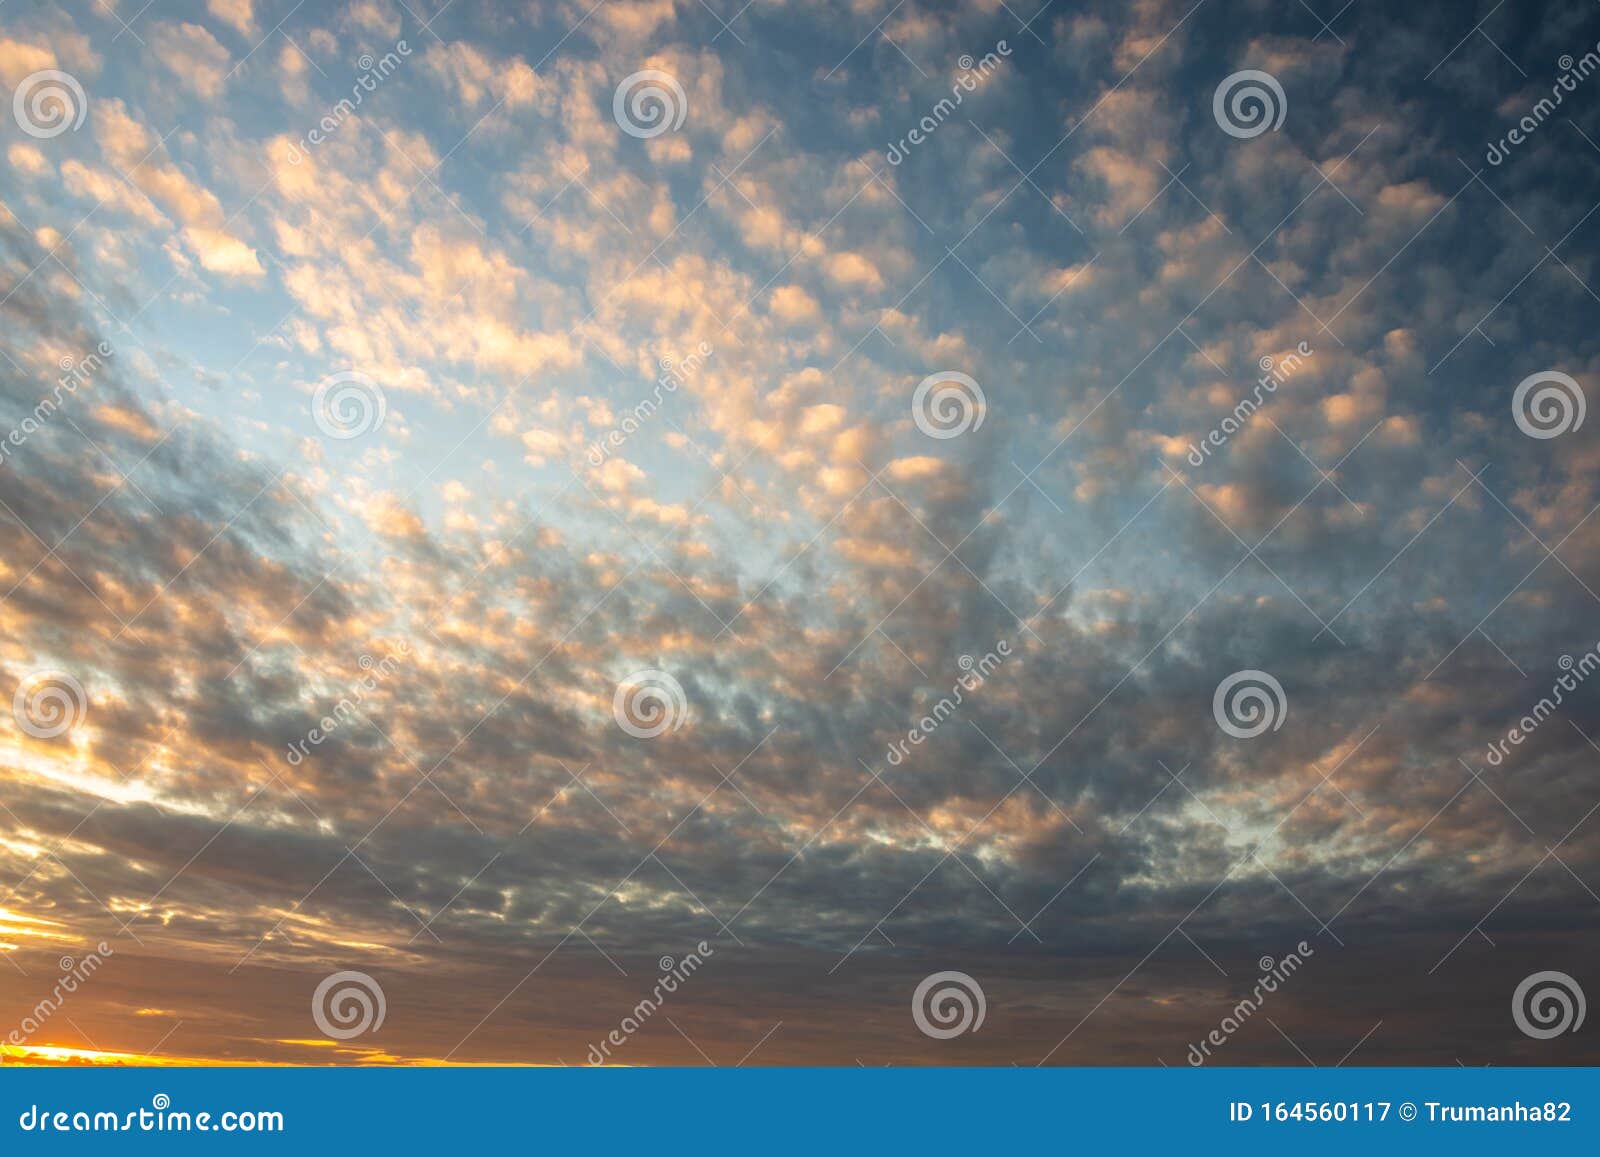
[1,1041,561,1068]
[1,1043,191,1067]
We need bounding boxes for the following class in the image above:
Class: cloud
[0,37,57,87]
[206,0,259,40]
[150,22,233,99]
[93,100,264,279]
[423,43,543,111]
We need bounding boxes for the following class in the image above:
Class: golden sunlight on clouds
[0,907,71,952]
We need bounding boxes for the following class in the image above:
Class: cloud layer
[1,0,1597,1065]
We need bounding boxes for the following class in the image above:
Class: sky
[0,0,1598,1067]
